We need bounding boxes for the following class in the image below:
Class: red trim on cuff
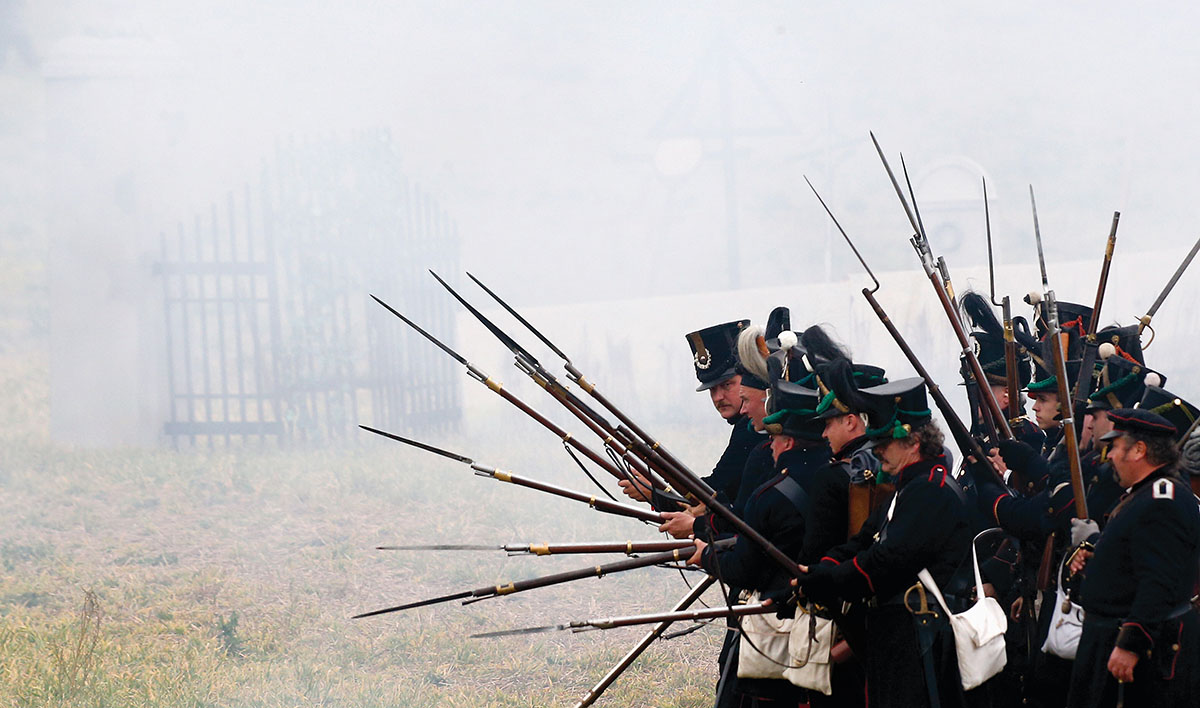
[820,556,840,566]
[992,496,1005,524]
[1121,622,1154,647]
[852,557,875,594]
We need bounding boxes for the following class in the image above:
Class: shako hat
[961,292,1039,389]
[1026,336,1083,396]
[686,320,749,391]
[1086,349,1164,411]
[762,349,825,441]
[1136,385,1199,444]
[812,357,888,421]
[859,377,933,440]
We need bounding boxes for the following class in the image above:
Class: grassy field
[0,350,731,707]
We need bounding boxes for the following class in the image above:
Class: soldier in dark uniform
[1066,408,1200,707]
[689,368,839,706]
[960,291,1045,461]
[621,318,759,708]
[620,319,759,508]
[1080,349,1164,522]
[1137,384,1200,489]
[810,356,888,708]
[796,378,975,708]
[660,323,774,540]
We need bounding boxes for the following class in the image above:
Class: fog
[5,0,1199,447]
[6,2,1200,704]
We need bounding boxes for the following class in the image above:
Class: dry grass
[0,351,729,707]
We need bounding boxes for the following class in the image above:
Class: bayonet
[360,425,664,524]
[473,600,774,638]
[428,272,687,501]
[1070,213,1120,434]
[1029,186,1088,519]
[376,540,708,557]
[1138,234,1200,338]
[353,545,702,620]
[870,135,1011,441]
[375,305,808,590]
[465,271,703,495]
[369,296,645,495]
[982,179,1024,424]
[806,175,1007,486]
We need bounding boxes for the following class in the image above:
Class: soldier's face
[1092,409,1113,441]
[990,385,1010,412]
[823,414,859,454]
[708,375,743,420]
[769,434,795,462]
[739,386,768,431]
[1108,434,1147,487]
[1031,393,1060,430]
[874,438,920,474]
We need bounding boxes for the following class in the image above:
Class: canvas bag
[1040,556,1084,659]
[783,606,834,695]
[736,592,794,679]
[917,530,1008,691]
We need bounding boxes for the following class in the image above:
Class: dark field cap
[1099,408,1178,441]
[686,320,749,391]
[1137,385,1199,443]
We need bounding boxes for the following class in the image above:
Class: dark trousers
[1067,611,1200,708]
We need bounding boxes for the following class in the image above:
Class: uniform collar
[832,435,870,461]
[895,455,949,489]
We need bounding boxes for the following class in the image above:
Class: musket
[1137,234,1200,340]
[369,294,665,498]
[806,175,1007,486]
[983,177,1024,424]
[464,271,706,498]
[1069,213,1120,433]
[352,545,702,619]
[426,273,692,503]
[1030,186,1088,519]
[871,133,1011,442]
[376,539,710,557]
[359,425,665,524]
[574,577,716,707]
[472,599,772,637]
[380,300,807,590]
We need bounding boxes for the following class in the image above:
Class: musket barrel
[1046,291,1089,519]
[577,602,773,630]
[473,465,665,524]
[509,540,698,556]
[1001,297,1023,423]
[862,289,1002,484]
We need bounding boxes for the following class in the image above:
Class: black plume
[800,325,850,366]
[764,307,790,341]
[961,291,1002,336]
